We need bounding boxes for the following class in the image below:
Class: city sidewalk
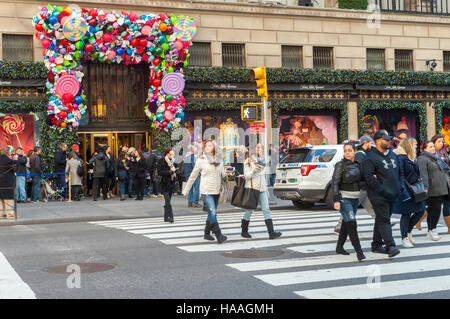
[0,189,293,226]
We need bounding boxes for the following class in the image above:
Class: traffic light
[241,103,263,122]
[250,66,268,100]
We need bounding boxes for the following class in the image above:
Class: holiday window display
[0,114,35,152]
[362,111,417,143]
[278,115,337,150]
[33,4,196,131]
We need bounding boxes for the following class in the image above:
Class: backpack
[77,163,84,177]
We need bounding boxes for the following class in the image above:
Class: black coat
[157,157,176,193]
[147,151,163,179]
[130,157,147,179]
[116,159,130,181]
[15,154,27,175]
[363,148,401,202]
[29,153,41,174]
[54,148,67,173]
[331,158,362,202]
[0,155,16,199]
[89,153,110,178]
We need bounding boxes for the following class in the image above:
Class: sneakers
[407,232,416,245]
[401,237,414,248]
[427,229,441,241]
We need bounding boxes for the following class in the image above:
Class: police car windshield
[281,148,337,164]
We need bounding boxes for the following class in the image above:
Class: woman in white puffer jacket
[241,144,281,240]
[183,140,227,243]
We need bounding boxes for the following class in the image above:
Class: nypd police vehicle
[273,144,344,209]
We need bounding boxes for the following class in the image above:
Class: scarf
[423,151,450,173]
[204,152,222,167]
[165,155,177,181]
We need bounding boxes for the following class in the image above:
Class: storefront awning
[356,84,450,92]
[0,79,45,87]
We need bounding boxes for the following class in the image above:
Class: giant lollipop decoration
[173,18,197,42]
[55,75,80,99]
[62,16,87,42]
[2,114,25,148]
[161,73,185,96]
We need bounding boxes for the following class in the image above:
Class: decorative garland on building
[358,101,427,142]
[33,4,195,131]
[435,101,450,134]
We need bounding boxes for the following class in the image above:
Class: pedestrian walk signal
[241,103,263,122]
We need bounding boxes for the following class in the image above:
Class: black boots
[241,219,252,238]
[204,221,215,241]
[347,221,366,261]
[164,205,174,223]
[265,219,281,239]
[211,222,227,243]
[336,222,350,255]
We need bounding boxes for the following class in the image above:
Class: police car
[273,145,344,209]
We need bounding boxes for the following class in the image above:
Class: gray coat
[65,158,82,186]
[418,151,450,197]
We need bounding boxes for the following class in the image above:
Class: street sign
[250,122,265,133]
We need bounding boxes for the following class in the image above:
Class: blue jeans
[16,176,26,201]
[444,200,450,217]
[31,175,41,202]
[400,211,424,239]
[339,198,359,222]
[119,181,127,195]
[202,194,219,224]
[243,191,272,221]
[188,177,200,204]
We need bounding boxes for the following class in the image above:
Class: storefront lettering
[210,84,239,90]
[384,86,407,90]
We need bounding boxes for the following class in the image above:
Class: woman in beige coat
[183,140,227,243]
[241,144,281,239]
[65,151,82,200]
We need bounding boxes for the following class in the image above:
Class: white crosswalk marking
[90,209,450,299]
[0,252,36,299]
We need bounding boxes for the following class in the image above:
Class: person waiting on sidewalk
[54,143,68,193]
[130,150,147,201]
[89,147,110,201]
[392,138,425,248]
[116,152,130,201]
[418,140,450,241]
[65,151,83,201]
[183,144,201,208]
[363,129,401,258]
[332,142,366,262]
[334,135,377,235]
[183,140,227,243]
[157,148,176,223]
[105,146,116,199]
[30,146,42,203]
[147,145,164,198]
[240,144,281,240]
[14,147,28,203]
[0,146,17,219]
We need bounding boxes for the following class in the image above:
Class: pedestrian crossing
[90,209,450,299]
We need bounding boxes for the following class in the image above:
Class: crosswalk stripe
[0,252,36,299]
[254,256,450,287]
[289,226,448,254]
[128,216,375,235]
[157,224,378,245]
[90,210,341,227]
[294,275,450,299]
[226,241,450,272]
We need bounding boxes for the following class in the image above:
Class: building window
[366,48,385,71]
[444,51,450,72]
[222,43,245,67]
[2,34,33,62]
[313,47,333,69]
[189,42,211,67]
[282,45,303,68]
[395,49,414,71]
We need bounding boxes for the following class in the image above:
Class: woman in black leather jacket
[331,142,365,262]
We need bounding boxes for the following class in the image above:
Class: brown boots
[415,211,427,230]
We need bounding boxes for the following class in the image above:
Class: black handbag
[405,178,428,203]
[231,179,260,210]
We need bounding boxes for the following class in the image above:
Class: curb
[0,205,294,227]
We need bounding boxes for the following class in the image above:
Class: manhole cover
[44,263,116,274]
[222,249,284,258]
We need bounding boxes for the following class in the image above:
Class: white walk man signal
[241,103,263,122]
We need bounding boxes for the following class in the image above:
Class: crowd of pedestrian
[331,130,450,262]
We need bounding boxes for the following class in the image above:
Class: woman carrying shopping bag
[392,138,426,248]
[183,140,227,243]
[240,144,281,240]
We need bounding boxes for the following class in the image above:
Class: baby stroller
[41,179,65,202]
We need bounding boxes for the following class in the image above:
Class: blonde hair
[399,137,417,161]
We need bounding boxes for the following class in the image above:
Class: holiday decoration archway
[33,4,196,132]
